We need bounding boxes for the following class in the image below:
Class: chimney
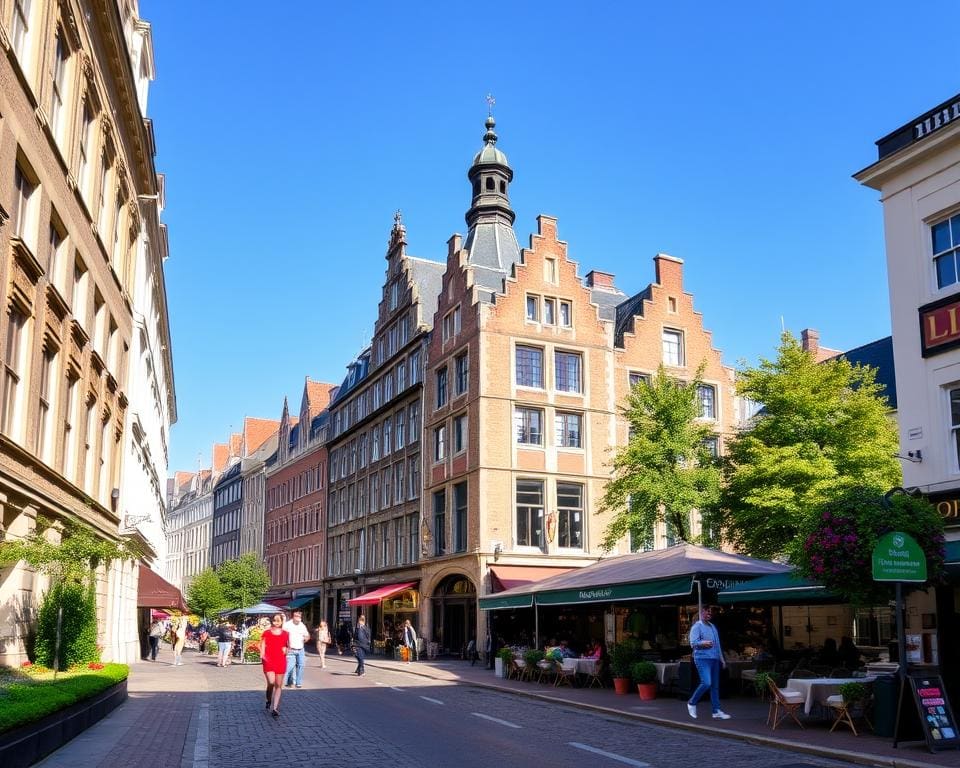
[585,270,615,289]
[654,253,683,291]
[801,328,819,356]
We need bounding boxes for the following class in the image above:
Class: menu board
[908,675,960,752]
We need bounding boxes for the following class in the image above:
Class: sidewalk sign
[904,674,960,753]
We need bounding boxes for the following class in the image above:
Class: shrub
[497,647,515,664]
[0,663,128,733]
[631,660,657,684]
[35,581,100,670]
[839,681,867,704]
[523,649,545,668]
[609,638,642,679]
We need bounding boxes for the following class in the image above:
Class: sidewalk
[364,653,960,768]
[36,649,960,768]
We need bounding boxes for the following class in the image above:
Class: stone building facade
[0,0,173,664]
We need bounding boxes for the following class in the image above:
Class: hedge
[0,663,128,733]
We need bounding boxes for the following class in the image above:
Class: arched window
[485,177,495,191]
[499,181,506,193]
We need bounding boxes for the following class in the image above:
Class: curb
[362,658,945,768]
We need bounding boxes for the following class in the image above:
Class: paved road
[38,652,866,768]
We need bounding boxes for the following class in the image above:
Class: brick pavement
[34,649,960,768]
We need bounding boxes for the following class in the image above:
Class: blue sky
[143,1,960,474]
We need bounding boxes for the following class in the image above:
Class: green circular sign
[871,531,928,582]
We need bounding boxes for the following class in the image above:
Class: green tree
[720,332,901,559]
[599,365,722,552]
[186,567,228,620]
[217,553,270,609]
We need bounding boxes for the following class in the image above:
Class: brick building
[263,378,334,620]
[417,116,738,655]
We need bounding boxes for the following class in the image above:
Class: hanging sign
[872,531,927,582]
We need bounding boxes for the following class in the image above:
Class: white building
[165,471,213,594]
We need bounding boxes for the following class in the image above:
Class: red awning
[137,564,188,612]
[348,582,417,606]
[490,566,574,592]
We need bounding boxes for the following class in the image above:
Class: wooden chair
[555,658,577,687]
[585,658,605,689]
[766,676,806,730]
[536,659,558,685]
[826,694,872,736]
[509,657,528,681]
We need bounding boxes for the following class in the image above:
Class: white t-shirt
[283,620,311,650]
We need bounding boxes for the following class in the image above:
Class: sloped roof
[408,257,445,326]
[244,417,279,455]
[832,336,897,410]
[305,379,336,418]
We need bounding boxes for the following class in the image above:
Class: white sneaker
[687,703,697,719]
[712,710,731,720]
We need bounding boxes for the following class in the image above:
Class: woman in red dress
[259,613,289,718]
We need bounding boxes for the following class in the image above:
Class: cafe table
[786,676,877,715]
[575,658,600,676]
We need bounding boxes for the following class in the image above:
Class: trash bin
[872,674,899,737]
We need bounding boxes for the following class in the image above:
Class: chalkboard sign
[908,674,960,752]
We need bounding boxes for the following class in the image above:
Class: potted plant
[524,648,546,669]
[839,681,867,705]
[631,660,658,700]
[609,639,639,695]
[495,647,514,678]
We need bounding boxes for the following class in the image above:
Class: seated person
[819,637,839,666]
[583,641,602,659]
[557,640,576,658]
[837,636,859,670]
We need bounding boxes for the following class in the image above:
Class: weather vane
[485,93,496,116]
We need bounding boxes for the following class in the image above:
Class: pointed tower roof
[464,109,520,297]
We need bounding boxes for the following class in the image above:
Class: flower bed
[0,662,128,734]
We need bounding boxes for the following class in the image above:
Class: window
[555,351,582,393]
[2,307,29,438]
[78,103,95,198]
[72,258,89,326]
[697,384,716,419]
[381,467,391,508]
[453,305,461,336]
[383,418,392,457]
[409,401,421,443]
[453,413,468,453]
[408,513,419,563]
[514,407,543,445]
[526,295,539,322]
[50,29,68,144]
[702,435,719,458]
[36,345,57,462]
[442,307,460,341]
[557,482,583,549]
[436,366,448,408]
[97,155,111,234]
[455,352,469,395]
[454,482,467,552]
[12,163,37,251]
[934,213,960,289]
[48,221,65,287]
[408,454,420,499]
[396,360,407,392]
[662,328,684,366]
[629,371,650,389]
[433,490,446,556]
[545,257,558,284]
[516,480,544,548]
[544,298,556,325]
[555,411,582,448]
[395,412,405,450]
[433,425,447,462]
[11,0,32,64]
[516,345,544,388]
[62,371,79,476]
[409,349,422,384]
[951,387,960,471]
[389,280,399,310]
[559,301,572,327]
[372,425,381,461]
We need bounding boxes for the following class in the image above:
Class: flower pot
[613,677,632,695]
[637,682,657,700]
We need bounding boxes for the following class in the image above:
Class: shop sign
[926,491,960,526]
[872,531,927,582]
[919,293,960,357]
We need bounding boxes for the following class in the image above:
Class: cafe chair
[555,657,578,687]
[508,657,527,681]
[766,677,806,731]
[537,659,558,685]
[826,694,872,736]
[585,658,605,689]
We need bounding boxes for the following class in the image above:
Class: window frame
[514,406,544,446]
[662,328,684,367]
[554,349,583,394]
[515,345,544,389]
[515,479,545,549]
[556,481,584,549]
[555,411,583,449]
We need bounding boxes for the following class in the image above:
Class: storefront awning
[348,582,417,606]
[944,539,960,580]
[137,564,188,612]
[716,570,840,604]
[490,565,574,592]
[287,595,316,609]
[479,544,790,610]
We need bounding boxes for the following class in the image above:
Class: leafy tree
[186,567,228,620]
[599,365,722,552]
[719,332,901,559]
[217,553,270,609]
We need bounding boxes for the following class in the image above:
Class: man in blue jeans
[283,611,311,688]
[687,606,731,720]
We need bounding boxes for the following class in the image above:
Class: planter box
[0,678,128,768]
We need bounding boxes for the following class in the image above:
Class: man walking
[402,619,418,664]
[283,611,311,688]
[354,615,371,676]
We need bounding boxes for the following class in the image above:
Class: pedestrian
[172,616,187,666]
[402,619,418,664]
[260,613,289,718]
[353,615,371,676]
[148,618,163,661]
[283,610,311,688]
[687,605,731,720]
[215,623,234,667]
[317,620,331,669]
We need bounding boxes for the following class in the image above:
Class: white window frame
[662,328,684,367]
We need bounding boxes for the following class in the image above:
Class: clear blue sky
[143,1,960,474]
